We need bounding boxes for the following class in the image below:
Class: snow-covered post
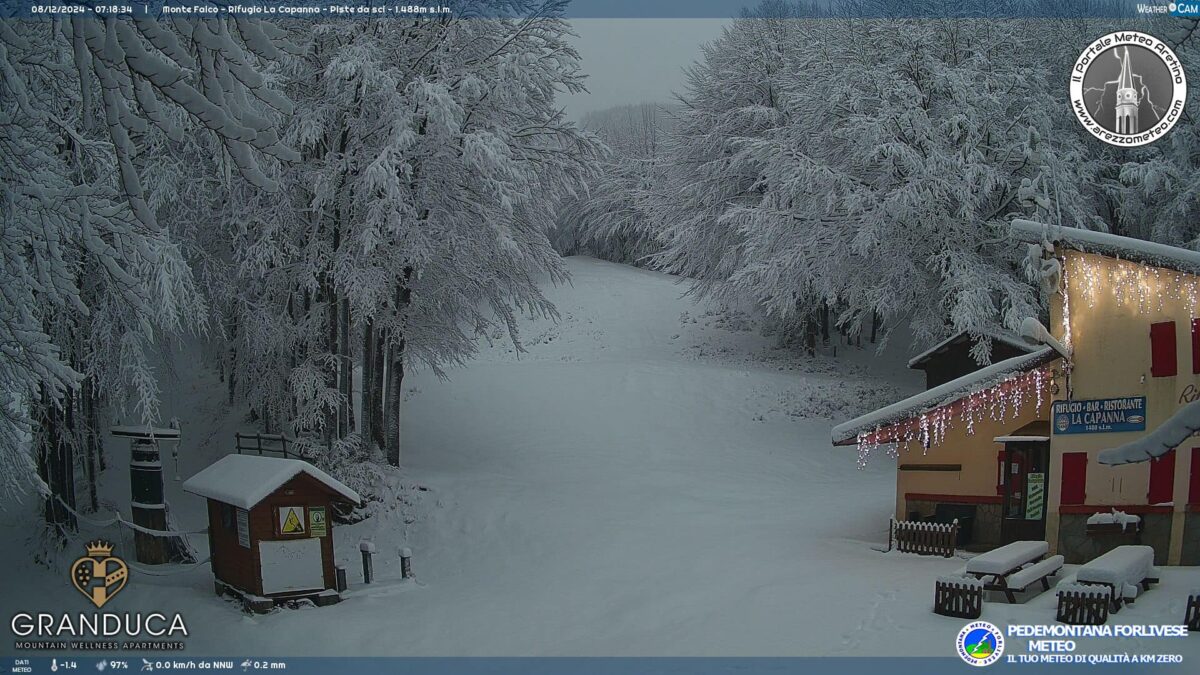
[111,426,185,564]
[360,541,375,584]
[335,563,347,592]
[400,547,413,580]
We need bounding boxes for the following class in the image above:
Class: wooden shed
[183,454,361,611]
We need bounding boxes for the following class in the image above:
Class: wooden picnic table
[1075,545,1159,613]
[962,540,1060,604]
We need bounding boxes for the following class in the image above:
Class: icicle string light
[1069,253,1200,316]
[856,366,1053,468]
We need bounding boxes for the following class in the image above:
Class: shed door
[259,538,324,595]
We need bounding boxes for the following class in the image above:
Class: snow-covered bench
[1186,591,1200,632]
[1074,545,1158,613]
[1056,582,1111,625]
[960,541,1061,603]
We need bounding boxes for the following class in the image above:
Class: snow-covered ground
[2,257,1198,658]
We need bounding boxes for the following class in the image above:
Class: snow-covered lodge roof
[907,329,1039,369]
[832,347,1058,445]
[1010,219,1200,275]
[182,454,362,510]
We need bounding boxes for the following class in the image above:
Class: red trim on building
[1060,452,1087,505]
[1192,319,1200,374]
[1190,447,1200,507]
[1150,321,1177,377]
[1058,504,1175,515]
[1148,448,1176,505]
[904,493,1003,505]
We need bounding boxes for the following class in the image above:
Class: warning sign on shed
[279,506,306,535]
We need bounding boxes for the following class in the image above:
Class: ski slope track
[2,258,1197,657]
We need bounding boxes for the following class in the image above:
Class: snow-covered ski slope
[3,257,1198,657]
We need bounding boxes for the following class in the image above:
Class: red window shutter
[1193,319,1200,374]
[1061,452,1087,505]
[996,449,1007,495]
[1190,448,1200,505]
[1148,448,1176,504]
[1150,321,1177,377]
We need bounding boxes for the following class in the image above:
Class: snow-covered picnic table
[1074,545,1159,612]
[958,540,1061,603]
[965,541,1048,576]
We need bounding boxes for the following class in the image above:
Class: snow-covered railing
[1085,509,1141,533]
[1186,592,1200,632]
[889,518,958,558]
[934,576,983,619]
[1056,583,1111,625]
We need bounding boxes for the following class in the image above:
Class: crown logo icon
[84,540,114,558]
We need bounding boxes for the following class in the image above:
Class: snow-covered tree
[1,15,293,536]
[212,4,600,481]
[646,2,1112,357]
[553,102,673,264]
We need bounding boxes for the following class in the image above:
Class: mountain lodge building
[833,220,1200,566]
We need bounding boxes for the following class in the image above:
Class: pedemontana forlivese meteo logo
[1070,31,1187,146]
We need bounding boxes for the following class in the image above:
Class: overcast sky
[562,19,730,121]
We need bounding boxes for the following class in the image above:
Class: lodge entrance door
[1000,440,1049,544]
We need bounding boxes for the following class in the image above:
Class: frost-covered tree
[1,15,293,537]
[646,2,1113,357]
[213,4,600,481]
[553,102,673,264]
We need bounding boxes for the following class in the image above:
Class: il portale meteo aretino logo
[957,621,1005,667]
[1070,31,1187,146]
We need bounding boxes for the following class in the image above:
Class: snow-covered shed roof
[832,347,1058,445]
[1098,400,1200,466]
[1010,219,1200,275]
[182,454,362,510]
[907,329,1039,369]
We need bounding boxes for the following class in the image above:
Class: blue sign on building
[1052,397,1147,435]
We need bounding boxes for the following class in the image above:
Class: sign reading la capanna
[1052,397,1147,434]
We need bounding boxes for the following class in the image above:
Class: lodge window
[1148,448,1176,505]
[1191,448,1200,505]
[1150,321,1177,377]
[1061,452,1087,505]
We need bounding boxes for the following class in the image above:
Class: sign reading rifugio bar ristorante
[1052,397,1147,434]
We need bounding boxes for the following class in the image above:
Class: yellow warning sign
[279,506,306,535]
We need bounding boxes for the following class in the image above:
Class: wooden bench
[1057,582,1111,625]
[934,576,984,619]
[1186,592,1200,632]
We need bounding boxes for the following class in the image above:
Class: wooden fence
[235,432,302,460]
[1056,586,1110,625]
[889,518,958,558]
[1186,593,1200,632]
[934,577,983,619]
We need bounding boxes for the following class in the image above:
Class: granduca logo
[7,540,189,651]
[1070,31,1187,146]
[70,540,128,608]
[957,621,1006,667]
